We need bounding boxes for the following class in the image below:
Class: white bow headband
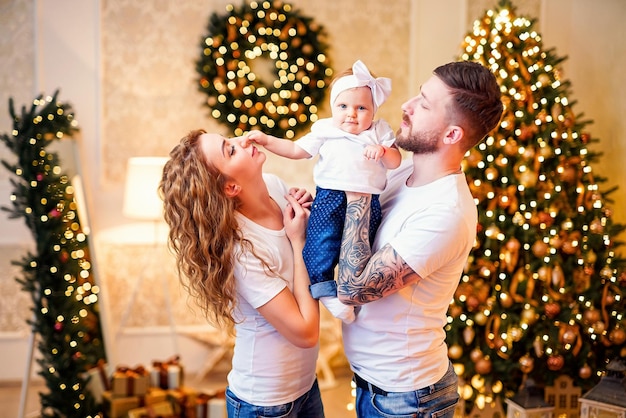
[330,60,392,112]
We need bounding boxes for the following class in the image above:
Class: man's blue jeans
[354,361,459,418]
[225,379,325,417]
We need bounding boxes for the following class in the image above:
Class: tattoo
[337,196,417,305]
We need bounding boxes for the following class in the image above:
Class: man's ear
[224,181,241,198]
[443,126,464,145]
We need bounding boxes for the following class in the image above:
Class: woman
[160,129,323,417]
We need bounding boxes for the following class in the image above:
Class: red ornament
[546,354,564,371]
[544,302,561,319]
[54,322,63,332]
[475,357,493,375]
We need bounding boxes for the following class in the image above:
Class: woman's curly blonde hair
[159,129,242,333]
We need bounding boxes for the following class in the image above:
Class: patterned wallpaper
[0,0,35,183]
[100,0,411,185]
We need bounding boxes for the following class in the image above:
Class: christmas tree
[1,92,106,417]
[446,0,626,412]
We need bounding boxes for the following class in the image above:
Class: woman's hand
[283,194,310,248]
[288,187,313,209]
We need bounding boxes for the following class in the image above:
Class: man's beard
[395,125,440,154]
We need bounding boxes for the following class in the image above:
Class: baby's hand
[246,130,269,146]
[363,144,385,162]
[363,144,385,161]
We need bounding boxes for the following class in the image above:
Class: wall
[1,0,625,381]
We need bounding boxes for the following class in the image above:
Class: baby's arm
[246,130,311,160]
[364,144,402,169]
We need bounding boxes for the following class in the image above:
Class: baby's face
[331,86,375,135]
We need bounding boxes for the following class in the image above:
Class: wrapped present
[186,389,226,418]
[151,355,184,389]
[111,365,150,397]
[144,387,168,406]
[126,401,175,418]
[84,359,111,404]
[167,386,197,417]
[102,390,140,418]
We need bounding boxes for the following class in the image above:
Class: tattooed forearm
[337,194,418,305]
[339,245,411,305]
[340,195,371,276]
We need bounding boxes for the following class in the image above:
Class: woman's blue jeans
[225,379,325,418]
[354,362,459,418]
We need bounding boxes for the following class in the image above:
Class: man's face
[395,75,451,154]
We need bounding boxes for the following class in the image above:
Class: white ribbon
[330,60,392,112]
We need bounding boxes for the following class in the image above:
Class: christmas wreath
[196,1,333,139]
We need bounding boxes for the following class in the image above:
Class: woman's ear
[224,181,241,197]
[443,126,464,145]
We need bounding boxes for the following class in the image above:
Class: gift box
[150,355,184,389]
[167,386,197,417]
[126,401,176,418]
[84,359,111,404]
[186,390,226,418]
[144,387,168,406]
[102,390,140,418]
[111,365,150,397]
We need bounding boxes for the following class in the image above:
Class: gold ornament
[470,348,484,363]
[579,364,592,379]
[448,344,464,359]
[609,328,626,345]
[519,354,534,374]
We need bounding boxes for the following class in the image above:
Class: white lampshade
[123,157,169,220]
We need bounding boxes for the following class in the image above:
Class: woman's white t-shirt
[227,173,319,406]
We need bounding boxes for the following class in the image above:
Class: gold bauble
[474,311,488,326]
[521,307,538,325]
[448,344,464,360]
[562,329,577,345]
[579,364,592,379]
[519,169,538,188]
[519,354,534,374]
[583,308,601,325]
[470,348,484,363]
[531,240,549,257]
[499,292,513,308]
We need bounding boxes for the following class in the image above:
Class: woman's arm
[257,195,319,348]
[336,192,419,306]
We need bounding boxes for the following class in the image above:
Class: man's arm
[337,193,420,306]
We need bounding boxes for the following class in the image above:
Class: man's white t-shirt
[342,159,477,392]
[228,173,319,405]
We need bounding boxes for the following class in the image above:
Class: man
[336,61,503,417]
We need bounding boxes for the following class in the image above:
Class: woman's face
[199,133,265,181]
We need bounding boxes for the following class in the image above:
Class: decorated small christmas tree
[1,92,106,417]
[446,0,626,413]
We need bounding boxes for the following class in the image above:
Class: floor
[0,363,357,418]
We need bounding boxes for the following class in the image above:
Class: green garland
[197,0,333,139]
[1,92,105,417]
